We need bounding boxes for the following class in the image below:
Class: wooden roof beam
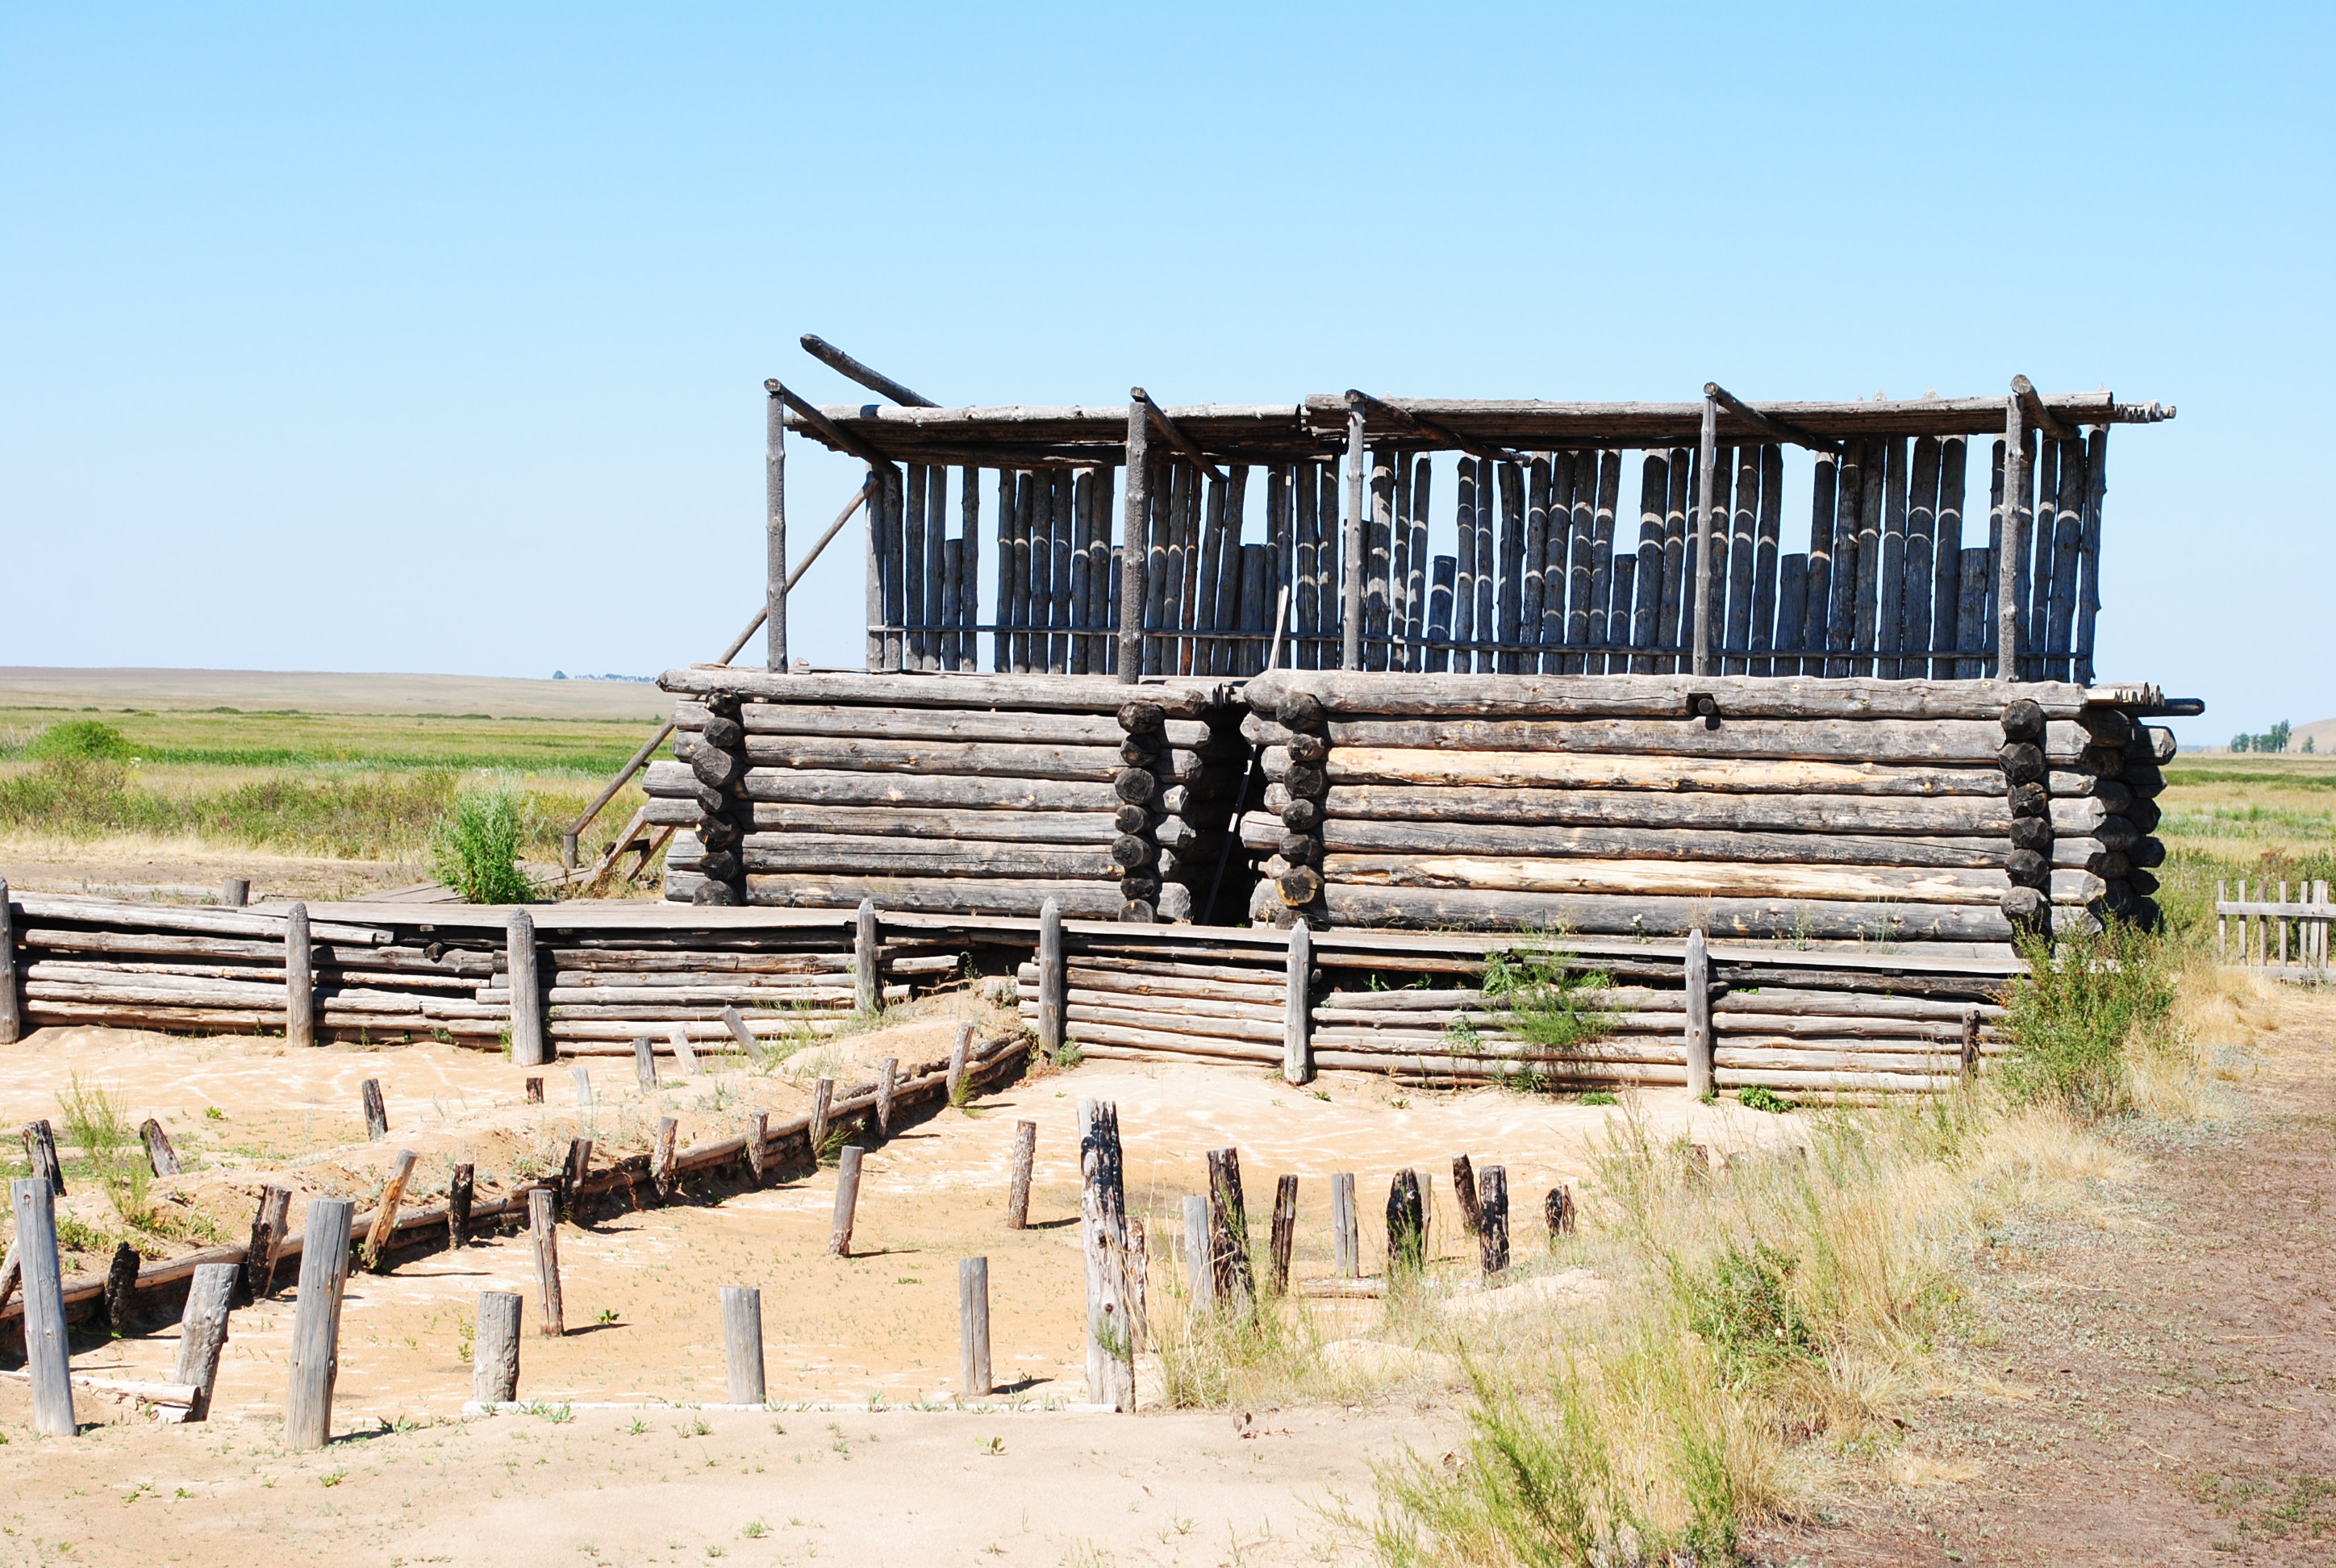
[799,335,938,408]
[765,381,895,471]
[2012,375,2075,441]
[1344,390,1530,463]
[1131,388,1228,480]
[1703,382,1842,452]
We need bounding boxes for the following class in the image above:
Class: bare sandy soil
[0,835,432,903]
[0,668,670,721]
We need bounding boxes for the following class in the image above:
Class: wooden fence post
[1182,1193,1212,1307]
[0,878,20,1046]
[528,1188,564,1337]
[1005,1120,1037,1228]
[140,1118,180,1176]
[21,1120,62,1194]
[745,1111,769,1187]
[1268,1174,1298,1295]
[12,1179,73,1436]
[360,1079,388,1141]
[810,1078,834,1155]
[1330,1172,1358,1278]
[1386,1169,1425,1278]
[1477,1165,1510,1277]
[474,1291,522,1405]
[1205,1147,1253,1305]
[1683,928,1714,1099]
[652,1117,678,1199]
[721,1005,762,1061]
[1451,1153,1482,1236]
[1283,920,1312,1084]
[571,1066,594,1107]
[1545,1184,1575,1241]
[1037,898,1066,1053]
[875,1057,898,1140]
[173,1262,237,1422]
[854,899,880,1013]
[524,1076,543,1104]
[559,1138,591,1219]
[361,1149,418,1271]
[448,1163,474,1248]
[1117,395,1152,683]
[947,1022,973,1105]
[669,1023,699,1078]
[242,1184,290,1303]
[286,1196,355,1450]
[284,902,314,1049]
[830,1145,866,1256]
[633,1036,657,1093]
[507,909,545,1067]
[958,1257,992,1396]
[221,875,249,907]
[1078,1099,1135,1409]
[1960,1007,1981,1078]
[722,1286,766,1404]
[103,1241,140,1336]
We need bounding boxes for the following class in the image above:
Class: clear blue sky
[3,3,2326,744]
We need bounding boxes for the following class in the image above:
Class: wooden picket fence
[2217,878,2332,974]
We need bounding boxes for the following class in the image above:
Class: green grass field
[2152,752,2336,932]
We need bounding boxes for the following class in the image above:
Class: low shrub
[24,720,136,761]
[428,785,536,903]
[2000,921,2175,1120]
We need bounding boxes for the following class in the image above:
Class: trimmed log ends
[685,695,750,907]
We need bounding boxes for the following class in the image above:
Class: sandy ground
[0,668,670,721]
[0,835,432,903]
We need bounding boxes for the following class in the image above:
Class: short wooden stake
[946,1022,973,1106]
[1268,1174,1298,1295]
[720,1006,764,1061]
[810,1078,834,1156]
[1078,1099,1135,1410]
[1545,1185,1575,1241]
[11,1178,73,1436]
[103,1241,140,1337]
[1330,1171,1358,1278]
[473,1291,522,1404]
[284,902,314,1049]
[1386,1169,1425,1278]
[448,1162,474,1248]
[958,1258,992,1397]
[0,878,19,1046]
[1683,928,1714,1100]
[722,1286,766,1404]
[745,1111,769,1187]
[220,875,249,907]
[1182,1193,1212,1307]
[1036,898,1066,1053]
[875,1057,899,1140]
[1124,1218,1149,1353]
[361,1149,418,1271]
[286,1195,355,1449]
[21,1120,62,1194]
[173,1262,237,1422]
[524,1076,543,1104]
[1960,1007,1981,1078]
[241,1184,290,1303]
[1477,1165,1510,1277]
[0,1241,19,1319]
[632,1036,657,1093]
[652,1117,678,1199]
[528,1188,564,1337]
[829,1145,866,1256]
[507,909,546,1067]
[1205,1147,1253,1305]
[668,1024,699,1078]
[1283,920,1313,1084]
[1451,1153,1482,1236]
[853,898,880,1013]
[1005,1120,1037,1228]
[140,1117,180,1177]
[360,1078,388,1141]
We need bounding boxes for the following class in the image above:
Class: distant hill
[0,667,670,722]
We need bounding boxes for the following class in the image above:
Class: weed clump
[430,785,536,903]
[2000,921,2175,1120]
[25,720,136,761]
[58,1074,149,1222]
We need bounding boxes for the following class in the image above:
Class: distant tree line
[2230,720,2313,753]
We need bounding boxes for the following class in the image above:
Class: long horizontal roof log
[777,390,2174,465]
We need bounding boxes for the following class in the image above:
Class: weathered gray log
[663,669,1229,718]
[809,1078,834,1153]
[875,1057,898,1140]
[1684,930,1712,1099]
[652,1117,678,1199]
[242,1184,290,1303]
[632,1035,657,1091]
[1239,670,2100,720]
[1183,1192,1212,1307]
[1331,1171,1359,1278]
[285,902,314,1048]
[173,1262,238,1421]
[507,909,545,1067]
[1387,1169,1425,1275]
[529,1187,564,1335]
[707,703,1213,748]
[740,735,1190,782]
[1324,748,2000,796]
[473,1291,523,1404]
[1320,886,2013,940]
[0,879,19,1045]
[830,1145,866,1255]
[723,1286,766,1404]
[361,1149,419,1270]
[1268,1174,1299,1295]
[853,899,879,1013]
[958,1257,993,1395]
[12,1181,73,1436]
[1477,1166,1510,1276]
[1321,819,2014,869]
[647,760,1120,813]
[361,1079,388,1141]
[140,1117,180,1176]
[448,1162,474,1248]
[1006,1120,1037,1229]
[1283,920,1312,1084]
[1312,782,2108,836]
[745,1111,769,1187]
[1324,853,2010,905]
[1205,1147,1253,1306]
[1321,715,2085,763]
[220,875,250,907]
[286,1196,354,1449]
[1037,898,1066,1053]
[741,876,1124,920]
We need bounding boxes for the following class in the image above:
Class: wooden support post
[1037,898,1066,1054]
[1283,920,1312,1085]
[830,1145,866,1256]
[1545,1185,1575,1241]
[947,1022,972,1106]
[745,1111,769,1187]
[560,1137,591,1220]
[507,909,545,1067]
[1079,1098,1135,1409]
[1683,928,1713,1100]
[104,1241,140,1337]
[173,1262,237,1422]
[140,1117,179,1177]
[1331,1171,1358,1278]
[22,1119,62,1194]
[633,1036,657,1093]
[242,1184,290,1303]
[1118,397,1152,683]
[1451,1153,1482,1236]
[1343,401,1366,669]
[528,1188,563,1337]
[1205,1147,1253,1305]
[668,1023,698,1078]
[809,1078,834,1156]
[1182,1193,1212,1307]
[1386,1169,1425,1278]
[1477,1166,1510,1277]
[448,1162,474,1249]
[286,1195,354,1449]
[1998,391,2028,680]
[1692,393,1718,676]
[1268,1174,1298,1295]
[361,1149,418,1270]
[473,1291,522,1405]
[652,1117,678,1199]
[0,1242,17,1320]
[220,875,250,907]
[958,1257,993,1397]
[285,902,314,1048]
[722,1286,766,1404]
[11,1178,73,1436]
[360,1079,387,1141]
[854,898,879,1013]
[1005,1120,1037,1229]
[766,386,789,671]
[0,878,20,1046]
